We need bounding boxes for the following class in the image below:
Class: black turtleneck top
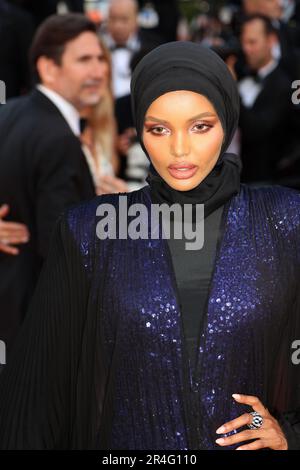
[161,204,225,369]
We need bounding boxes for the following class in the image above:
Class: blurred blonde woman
[80,35,129,195]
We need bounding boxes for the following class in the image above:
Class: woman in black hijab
[131,40,241,217]
[0,42,299,450]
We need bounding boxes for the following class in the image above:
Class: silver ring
[248,411,263,429]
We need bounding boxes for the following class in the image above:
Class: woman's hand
[0,204,30,255]
[215,394,288,450]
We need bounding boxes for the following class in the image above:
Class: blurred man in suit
[103,0,161,99]
[103,0,141,100]
[0,14,108,356]
[233,0,300,79]
[238,14,300,183]
[103,0,159,178]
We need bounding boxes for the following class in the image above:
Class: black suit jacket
[0,0,34,98]
[239,65,300,183]
[137,0,180,43]
[0,89,95,351]
[275,20,300,80]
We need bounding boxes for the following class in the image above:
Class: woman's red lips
[168,163,196,169]
[167,163,198,179]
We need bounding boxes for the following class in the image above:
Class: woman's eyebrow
[144,112,216,124]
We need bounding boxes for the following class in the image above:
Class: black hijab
[130,41,242,217]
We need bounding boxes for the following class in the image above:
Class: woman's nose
[170,132,190,158]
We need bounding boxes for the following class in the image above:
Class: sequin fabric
[67,183,300,450]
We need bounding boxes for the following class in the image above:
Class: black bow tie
[249,70,264,84]
[79,117,87,133]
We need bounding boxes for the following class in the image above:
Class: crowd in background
[1,0,300,187]
[1,0,300,357]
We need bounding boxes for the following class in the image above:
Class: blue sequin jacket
[0,183,299,449]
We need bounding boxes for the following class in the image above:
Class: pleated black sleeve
[0,213,91,449]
